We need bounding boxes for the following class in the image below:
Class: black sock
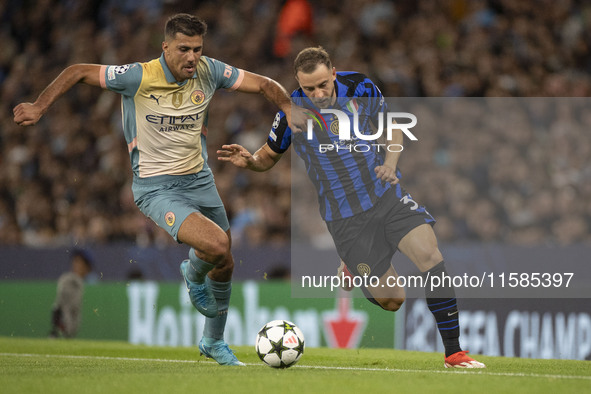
[423,261,462,357]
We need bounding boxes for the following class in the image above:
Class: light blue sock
[187,248,215,283]
[202,277,231,342]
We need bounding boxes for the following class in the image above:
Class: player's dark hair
[165,13,207,40]
[294,46,332,75]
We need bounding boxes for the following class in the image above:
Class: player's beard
[315,87,336,109]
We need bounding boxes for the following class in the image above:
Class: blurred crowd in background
[1,0,590,248]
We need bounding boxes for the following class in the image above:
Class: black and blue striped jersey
[267,72,400,222]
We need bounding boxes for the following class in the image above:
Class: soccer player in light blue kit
[14,13,304,366]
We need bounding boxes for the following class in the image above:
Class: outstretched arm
[217,143,282,172]
[13,64,103,126]
[235,71,308,133]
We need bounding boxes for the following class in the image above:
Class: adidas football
[255,320,305,368]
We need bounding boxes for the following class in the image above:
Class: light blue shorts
[132,170,229,242]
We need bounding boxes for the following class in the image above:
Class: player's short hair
[294,47,332,75]
[165,13,207,40]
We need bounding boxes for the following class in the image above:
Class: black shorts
[325,185,435,279]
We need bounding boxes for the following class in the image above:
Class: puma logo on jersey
[149,94,161,105]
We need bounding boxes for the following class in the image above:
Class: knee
[379,296,405,312]
[420,247,444,272]
[207,235,231,264]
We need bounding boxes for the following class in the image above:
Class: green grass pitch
[1,336,589,393]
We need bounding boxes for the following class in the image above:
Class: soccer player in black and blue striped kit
[218,47,485,368]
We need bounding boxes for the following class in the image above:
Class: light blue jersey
[101,53,243,178]
[100,53,243,239]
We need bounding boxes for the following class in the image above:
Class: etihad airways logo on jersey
[305,102,418,153]
[146,112,202,133]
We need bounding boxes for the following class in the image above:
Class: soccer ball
[255,320,305,368]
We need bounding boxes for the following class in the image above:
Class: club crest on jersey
[165,211,176,226]
[330,118,339,135]
[172,92,183,108]
[357,263,371,276]
[191,90,205,105]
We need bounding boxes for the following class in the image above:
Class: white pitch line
[291,364,591,381]
[2,353,590,381]
[1,353,203,364]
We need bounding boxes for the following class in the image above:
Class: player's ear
[331,67,336,80]
[162,40,168,52]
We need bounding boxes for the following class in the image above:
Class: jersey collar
[159,53,198,86]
